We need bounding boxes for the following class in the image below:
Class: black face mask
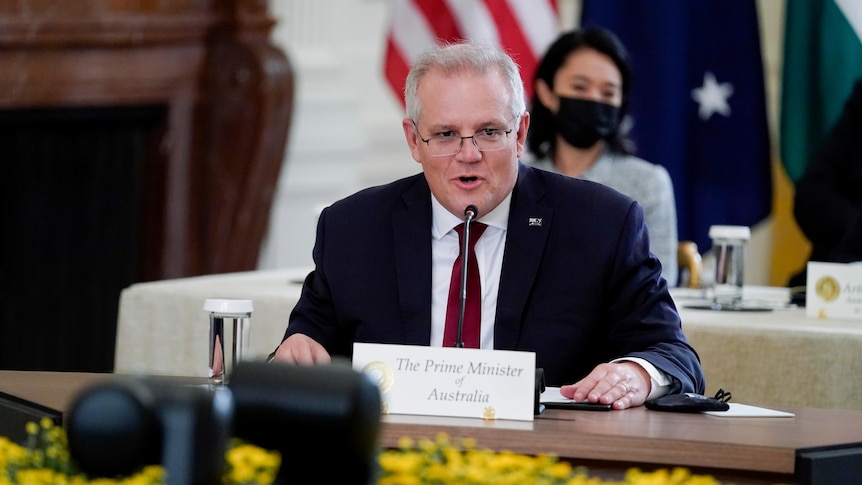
[554,96,621,149]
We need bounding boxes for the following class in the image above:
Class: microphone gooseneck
[455,205,479,348]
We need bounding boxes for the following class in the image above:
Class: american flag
[383,0,560,107]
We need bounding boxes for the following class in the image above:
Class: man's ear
[516,111,530,158]
[402,118,422,163]
[535,79,558,113]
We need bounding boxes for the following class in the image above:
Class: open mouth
[459,176,478,182]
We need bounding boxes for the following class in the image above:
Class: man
[274,43,704,410]
[790,79,862,287]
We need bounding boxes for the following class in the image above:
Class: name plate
[806,262,862,320]
[352,343,535,421]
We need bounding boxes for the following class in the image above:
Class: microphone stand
[454,205,478,348]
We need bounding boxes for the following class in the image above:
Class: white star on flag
[691,72,734,121]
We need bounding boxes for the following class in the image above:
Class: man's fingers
[273,335,331,365]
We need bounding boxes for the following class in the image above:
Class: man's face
[402,68,529,219]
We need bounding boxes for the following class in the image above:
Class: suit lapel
[494,165,553,349]
[392,177,433,345]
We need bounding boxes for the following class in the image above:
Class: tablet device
[543,401,613,411]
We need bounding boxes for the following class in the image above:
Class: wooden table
[1,371,861,484]
[381,407,862,484]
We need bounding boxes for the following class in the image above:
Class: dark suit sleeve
[603,202,705,395]
[281,207,353,356]
[278,174,434,358]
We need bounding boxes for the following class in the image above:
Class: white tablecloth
[115,271,862,410]
[115,268,308,377]
[673,286,862,410]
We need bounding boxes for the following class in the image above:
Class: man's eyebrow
[423,117,509,132]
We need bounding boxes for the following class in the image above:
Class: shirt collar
[431,192,512,240]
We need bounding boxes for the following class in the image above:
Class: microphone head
[464,205,479,219]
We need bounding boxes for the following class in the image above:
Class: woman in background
[528,27,679,286]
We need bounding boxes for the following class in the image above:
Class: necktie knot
[454,222,487,249]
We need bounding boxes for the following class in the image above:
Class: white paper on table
[540,386,591,404]
[704,403,795,418]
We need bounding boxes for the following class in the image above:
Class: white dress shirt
[429,193,510,349]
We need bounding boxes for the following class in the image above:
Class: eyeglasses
[412,120,515,157]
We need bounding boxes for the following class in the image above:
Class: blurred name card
[353,343,535,421]
[806,262,862,320]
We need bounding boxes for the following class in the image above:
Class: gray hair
[404,42,526,122]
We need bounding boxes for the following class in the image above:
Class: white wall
[259,0,415,270]
[258,0,785,286]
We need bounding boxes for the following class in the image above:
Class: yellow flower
[397,436,414,449]
[378,474,423,485]
[223,441,281,485]
[2,422,746,485]
[380,450,428,476]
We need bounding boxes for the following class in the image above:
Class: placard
[352,343,536,421]
[806,262,862,320]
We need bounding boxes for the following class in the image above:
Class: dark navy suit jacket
[284,163,704,392]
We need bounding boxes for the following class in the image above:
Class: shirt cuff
[612,357,672,401]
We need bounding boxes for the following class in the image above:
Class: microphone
[455,204,479,348]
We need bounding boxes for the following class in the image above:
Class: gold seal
[362,361,394,394]
[482,406,496,420]
[815,276,841,302]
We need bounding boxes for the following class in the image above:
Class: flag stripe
[482,0,537,82]
[448,0,500,44]
[482,0,533,56]
[837,0,862,39]
[383,0,559,107]
[415,0,463,42]
[389,0,438,62]
[508,0,560,55]
[780,0,862,182]
[383,36,412,105]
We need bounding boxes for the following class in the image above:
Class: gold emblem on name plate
[362,361,394,394]
[482,406,496,420]
[815,276,841,302]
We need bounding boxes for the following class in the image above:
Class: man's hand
[559,362,651,410]
[272,334,331,365]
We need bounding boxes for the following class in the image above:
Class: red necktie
[443,222,487,348]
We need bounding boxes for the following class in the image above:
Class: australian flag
[581,0,772,251]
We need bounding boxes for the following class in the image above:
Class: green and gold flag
[781,0,862,183]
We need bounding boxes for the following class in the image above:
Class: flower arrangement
[2,420,739,485]
[377,433,730,485]
[0,418,279,485]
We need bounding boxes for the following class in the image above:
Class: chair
[677,241,703,289]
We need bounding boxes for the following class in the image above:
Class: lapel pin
[528,217,542,227]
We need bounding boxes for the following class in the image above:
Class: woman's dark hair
[527,27,635,159]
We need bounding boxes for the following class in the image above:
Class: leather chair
[677,241,703,289]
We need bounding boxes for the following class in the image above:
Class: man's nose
[455,136,482,161]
